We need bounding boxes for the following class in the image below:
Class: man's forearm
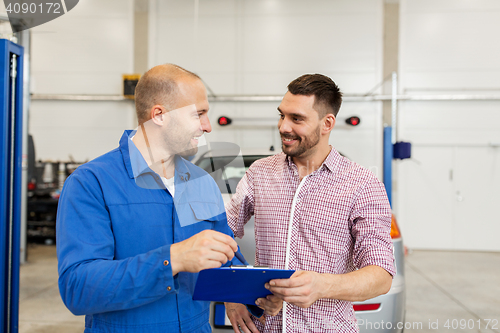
[266,265,393,308]
[321,265,392,302]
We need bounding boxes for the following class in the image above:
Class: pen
[233,251,247,265]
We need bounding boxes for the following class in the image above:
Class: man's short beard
[281,125,320,158]
[164,119,199,158]
[179,146,198,157]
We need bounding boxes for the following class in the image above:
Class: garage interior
[1,0,500,332]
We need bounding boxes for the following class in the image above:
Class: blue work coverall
[57,130,246,332]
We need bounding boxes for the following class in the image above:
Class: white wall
[148,0,385,175]
[397,0,500,251]
[0,2,14,37]
[22,0,386,171]
[29,0,136,162]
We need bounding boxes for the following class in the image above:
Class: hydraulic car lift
[1,38,24,333]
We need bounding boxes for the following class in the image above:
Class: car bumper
[355,275,406,332]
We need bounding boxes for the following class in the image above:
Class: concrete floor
[19,245,500,333]
[403,250,500,333]
[19,244,84,333]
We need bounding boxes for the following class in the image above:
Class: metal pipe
[383,127,393,206]
[391,72,397,144]
[31,94,130,101]
[30,93,500,102]
[211,94,500,102]
[18,29,30,265]
[407,142,500,148]
[7,52,17,333]
[224,116,359,129]
[396,94,500,101]
[210,94,500,102]
[210,95,283,102]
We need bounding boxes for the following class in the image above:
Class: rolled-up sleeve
[225,168,255,238]
[350,178,396,277]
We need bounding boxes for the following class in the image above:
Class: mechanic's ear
[151,105,165,126]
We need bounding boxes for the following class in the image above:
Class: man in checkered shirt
[224,74,396,333]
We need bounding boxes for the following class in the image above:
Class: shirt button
[163,260,169,266]
[167,286,172,291]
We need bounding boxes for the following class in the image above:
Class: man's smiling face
[277,92,322,159]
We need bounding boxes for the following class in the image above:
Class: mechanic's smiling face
[163,78,211,157]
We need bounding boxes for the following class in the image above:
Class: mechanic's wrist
[169,243,183,276]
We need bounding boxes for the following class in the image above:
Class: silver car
[193,145,405,333]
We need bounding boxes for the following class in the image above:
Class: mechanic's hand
[225,302,261,333]
[266,270,325,308]
[255,294,282,316]
[170,230,238,275]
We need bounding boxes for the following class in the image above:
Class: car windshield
[195,155,268,194]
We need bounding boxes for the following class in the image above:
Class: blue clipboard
[193,266,294,305]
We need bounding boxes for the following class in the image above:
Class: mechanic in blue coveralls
[56,64,252,332]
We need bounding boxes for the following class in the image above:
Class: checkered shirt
[226,147,395,333]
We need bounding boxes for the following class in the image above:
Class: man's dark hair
[287,74,342,118]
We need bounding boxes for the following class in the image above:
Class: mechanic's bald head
[134,64,201,125]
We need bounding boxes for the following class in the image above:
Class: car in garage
[193,144,405,333]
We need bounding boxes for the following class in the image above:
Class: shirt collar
[119,130,138,179]
[322,146,342,173]
[119,130,192,181]
[285,146,342,175]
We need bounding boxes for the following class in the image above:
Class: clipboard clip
[230,265,253,268]
[230,265,270,268]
